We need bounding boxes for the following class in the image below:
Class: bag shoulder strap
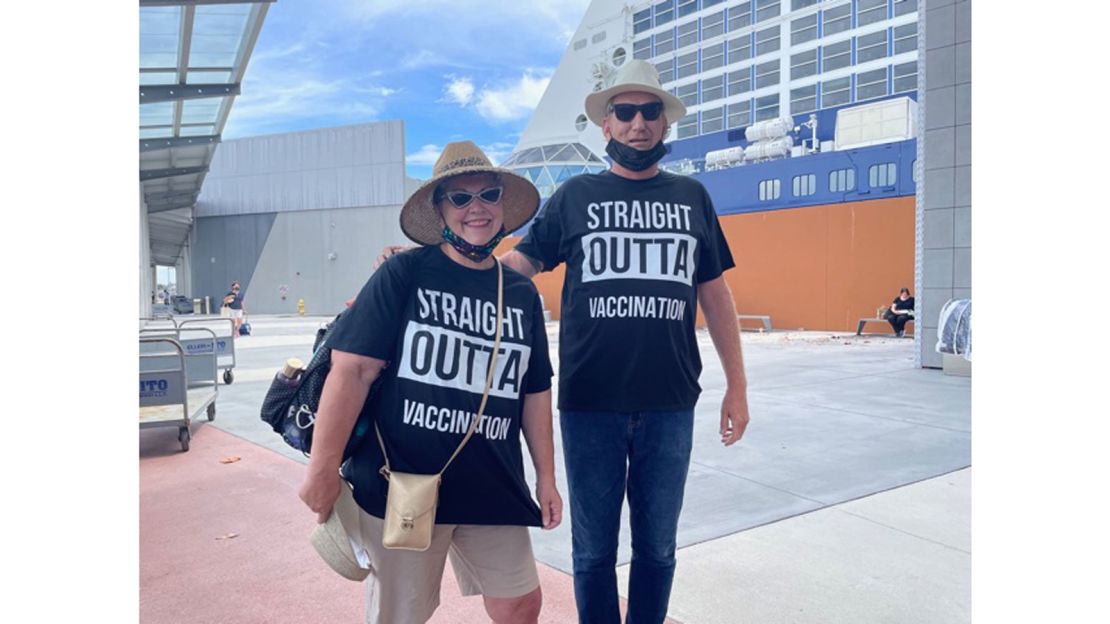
[377,258,504,478]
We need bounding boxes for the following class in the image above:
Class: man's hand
[696,277,750,447]
[374,245,414,270]
[299,469,341,524]
[353,244,415,305]
[719,387,750,446]
[500,250,543,279]
[536,479,563,530]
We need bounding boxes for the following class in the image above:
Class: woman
[299,141,562,624]
[884,287,915,337]
[223,281,246,336]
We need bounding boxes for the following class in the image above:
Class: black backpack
[259,312,378,457]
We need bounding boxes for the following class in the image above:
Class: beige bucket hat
[584,59,686,127]
[400,141,540,246]
[310,482,372,582]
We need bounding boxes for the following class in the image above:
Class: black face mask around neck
[605,138,667,172]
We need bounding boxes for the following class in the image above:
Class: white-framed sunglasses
[440,186,504,209]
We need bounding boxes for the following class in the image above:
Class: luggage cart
[139,336,218,452]
[140,316,179,330]
[178,318,238,384]
[140,327,224,387]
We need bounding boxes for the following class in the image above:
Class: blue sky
[222,0,591,180]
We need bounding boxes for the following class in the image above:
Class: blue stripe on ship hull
[697,139,916,216]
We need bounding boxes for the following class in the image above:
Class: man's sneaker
[896,330,904,338]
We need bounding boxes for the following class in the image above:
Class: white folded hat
[310,481,372,582]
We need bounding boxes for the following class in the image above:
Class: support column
[916,0,971,368]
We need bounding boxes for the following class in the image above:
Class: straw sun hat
[400,141,540,246]
[310,482,372,582]
[584,59,686,128]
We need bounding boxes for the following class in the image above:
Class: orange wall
[718,196,915,332]
[500,195,915,332]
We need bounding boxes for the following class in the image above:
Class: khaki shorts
[356,511,540,624]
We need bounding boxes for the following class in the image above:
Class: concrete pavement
[139,314,970,623]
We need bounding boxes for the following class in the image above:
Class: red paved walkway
[141,425,672,623]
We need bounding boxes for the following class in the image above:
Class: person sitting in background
[883,288,915,337]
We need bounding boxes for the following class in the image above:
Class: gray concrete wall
[196,121,406,217]
[916,0,971,368]
[246,203,405,315]
[191,204,408,316]
[139,182,153,318]
[191,212,277,313]
[189,120,410,315]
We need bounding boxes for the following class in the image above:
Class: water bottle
[275,357,305,387]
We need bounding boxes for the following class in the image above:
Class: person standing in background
[223,281,246,336]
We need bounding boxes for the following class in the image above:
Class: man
[378,60,750,623]
[503,60,750,623]
[223,281,246,336]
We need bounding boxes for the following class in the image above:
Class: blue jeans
[560,409,695,624]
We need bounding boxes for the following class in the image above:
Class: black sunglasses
[610,102,664,122]
[442,186,504,209]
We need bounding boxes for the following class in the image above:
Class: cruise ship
[500,0,921,333]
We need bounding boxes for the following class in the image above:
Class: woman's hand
[299,469,341,524]
[536,479,563,530]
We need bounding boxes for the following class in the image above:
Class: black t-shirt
[515,170,735,412]
[891,297,915,314]
[225,291,244,310]
[327,246,553,526]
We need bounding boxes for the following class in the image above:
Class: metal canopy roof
[139,0,272,266]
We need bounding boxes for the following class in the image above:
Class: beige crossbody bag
[375,259,503,551]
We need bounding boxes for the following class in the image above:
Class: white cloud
[229,0,585,137]
[355,85,397,97]
[226,70,398,137]
[230,78,347,122]
[407,144,445,166]
[249,41,310,63]
[343,0,420,20]
[222,29,401,137]
[345,0,589,31]
[474,72,552,123]
[402,49,448,70]
[441,71,552,124]
[407,141,519,168]
[480,142,517,166]
[340,0,591,61]
[444,77,474,106]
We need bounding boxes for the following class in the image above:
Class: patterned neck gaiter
[442,225,508,263]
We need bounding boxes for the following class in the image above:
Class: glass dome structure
[501,142,608,199]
